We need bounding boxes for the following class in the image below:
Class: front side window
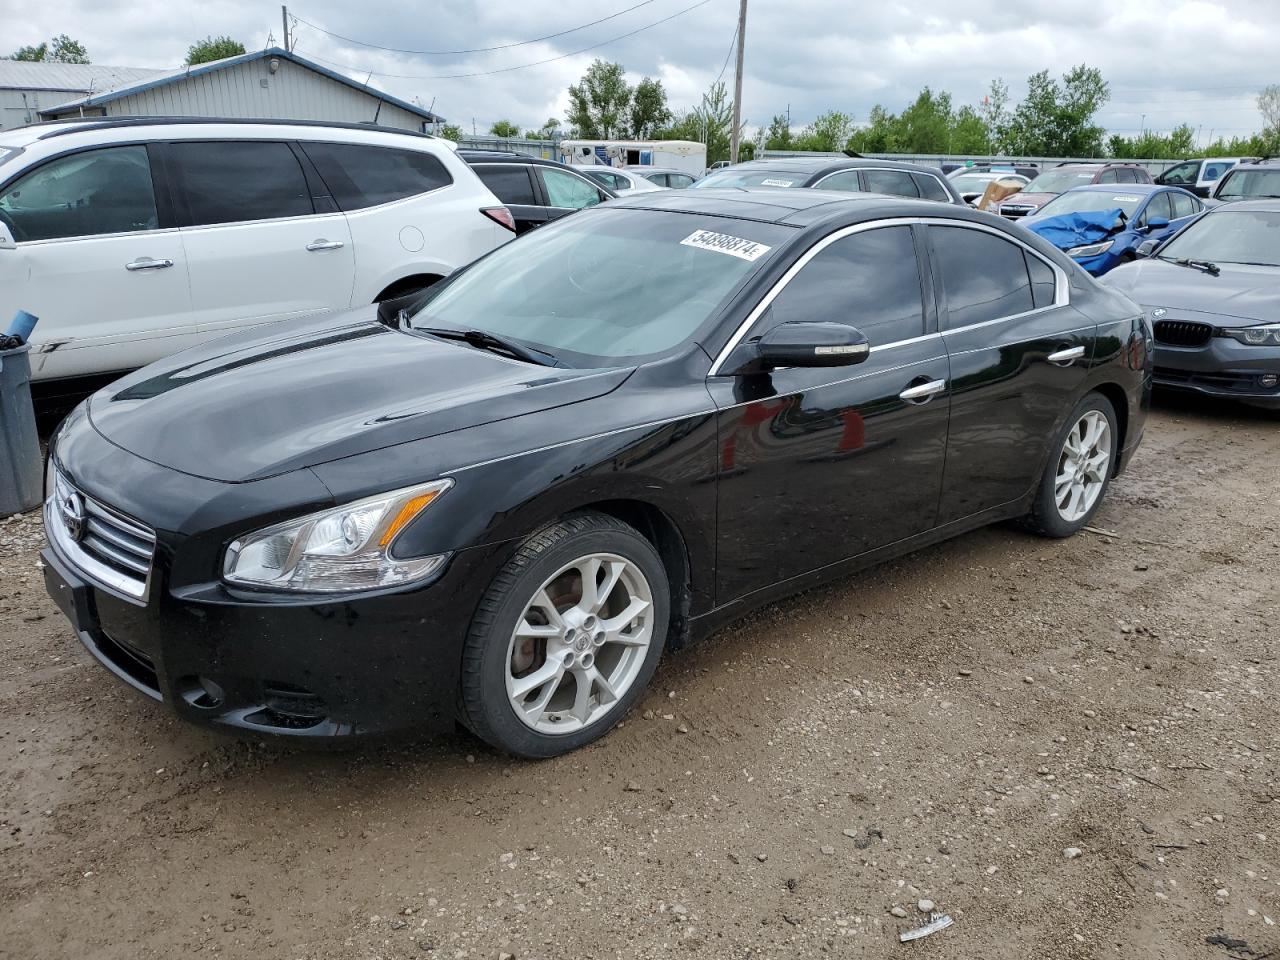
[930,226,1036,328]
[0,145,157,242]
[171,141,312,225]
[1160,160,1199,185]
[863,169,920,198]
[1139,191,1173,226]
[539,168,604,209]
[669,174,695,188]
[473,165,537,205]
[1158,209,1280,267]
[300,142,452,210]
[766,226,925,347]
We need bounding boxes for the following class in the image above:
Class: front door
[709,224,950,604]
[0,144,195,382]
[164,140,355,339]
[535,166,609,226]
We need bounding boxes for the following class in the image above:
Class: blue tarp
[1027,209,1126,249]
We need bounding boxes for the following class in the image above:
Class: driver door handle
[899,378,947,403]
[125,257,174,271]
[1047,345,1086,366]
[306,239,345,251]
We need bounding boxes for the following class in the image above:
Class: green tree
[439,123,464,142]
[657,81,740,164]
[950,105,991,154]
[629,77,672,139]
[489,119,520,138]
[186,35,246,65]
[523,117,562,140]
[1002,65,1109,155]
[567,59,632,139]
[895,88,953,152]
[1108,123,1196,160]
[794,110,855,152]
[979,78,1011,152]
[763,114,793,151]
[848,105,896,153]
[8,43,48,61]
[7,34,89,63]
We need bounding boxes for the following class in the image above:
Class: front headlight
[223,479,452,593]
[1221,323,1280,346]
[1066,240,1115,258]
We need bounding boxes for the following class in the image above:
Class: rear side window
[0,145,157,241]
[1203,162,1231,182]
[1170,191,1199,219]
[1027,253,1056,309]
[669,174,695,188]
[301,142,451,210]
[473,164,537,205]
[815,169,862,192]
[913,173,951,202]
[931,226,1035,328]
[863,169,920,198]
[170,141,312,225]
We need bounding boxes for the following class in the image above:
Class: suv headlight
[223,480,452,593]
[1221,323,1280,346]
[1066,240,1114,258]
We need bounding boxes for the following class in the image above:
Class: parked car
[998,162,1154,220]
[460,150,614,234]
[690,157,965,205]
[946,161,1041,181]
[635,166,699,188]
[1154,157,1255,197]
[577,166,666,193]
[1021,184,1205,275]
[43,189,1150,757]
[948,170,1031,206]
[0,117,513,401]
[1101,198,1280,409]
[1211,159,1280,201]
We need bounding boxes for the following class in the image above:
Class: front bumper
[1153,337,1280,407]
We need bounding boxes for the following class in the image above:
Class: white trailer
[559,139,707,177]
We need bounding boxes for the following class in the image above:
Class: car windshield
[1035,191,1145,219]
[691,168,808,189]
[951,173,1023,192]
[1216,168,1280,200]
[409,207,791,366]
[1023,169,1099,194]
[1158,209,1280,266]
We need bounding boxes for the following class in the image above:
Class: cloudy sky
[3,0,1274,142]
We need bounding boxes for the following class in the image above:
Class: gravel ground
[1,395,1277,960]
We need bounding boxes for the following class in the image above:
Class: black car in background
[691,156,966,205]
[459,150,614,234]
[43,190,1150,758]
[1102,198,1280,409]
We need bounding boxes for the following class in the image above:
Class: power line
[293,0,716,80]
[712,22,737,87]
[291,0,661,56]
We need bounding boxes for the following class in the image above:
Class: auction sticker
[680,229,772,261]
[1113,196,1142,203]
[760,178,796,187]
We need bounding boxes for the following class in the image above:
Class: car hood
[87,308,632,483]
[1101,258,1280,324]
[1001,192,1057,210]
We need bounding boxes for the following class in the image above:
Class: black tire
[459,512,669,758]
[1022,392,1119,538]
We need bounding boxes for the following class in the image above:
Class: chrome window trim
[708,216,1071,375]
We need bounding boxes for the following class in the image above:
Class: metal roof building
[0,61,166,130]
[22,48,443,132]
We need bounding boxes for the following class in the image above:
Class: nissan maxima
[42,190,1151,758]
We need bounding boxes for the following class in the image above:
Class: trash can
[0,343,42,518]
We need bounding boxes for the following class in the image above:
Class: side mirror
[1137,238,1160,258]
[0,222,14,250]
[1144,216,1170,232]
[757,321,870,370]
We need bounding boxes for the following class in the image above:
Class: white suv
[0,118,513,393]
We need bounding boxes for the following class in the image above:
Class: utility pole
[281,5,291,52]
[729,0,748,164]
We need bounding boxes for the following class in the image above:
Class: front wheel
[459,513,669,758]
[1022,393,1118,538]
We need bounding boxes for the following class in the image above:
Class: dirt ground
[1,393,1277,960]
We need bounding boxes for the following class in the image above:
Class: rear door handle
[899,378,947,403]
[1046,345,1086,366]
[306,239,345,251]
[125,257,174,271]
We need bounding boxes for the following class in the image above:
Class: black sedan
[690,157,965,205]
[43,190,1150,758]
[1102,198,1280,409]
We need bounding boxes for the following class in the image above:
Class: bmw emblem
[60,491,86,543]
[1152,308,1167,319]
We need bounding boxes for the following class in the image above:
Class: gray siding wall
[49,59,425,131]
[1,88,89,131]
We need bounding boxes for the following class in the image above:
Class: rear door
[926,223,1092,523]
[471,163,547,234]
[164,139,356,339]
[0,143,195,382]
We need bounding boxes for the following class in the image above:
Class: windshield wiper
[416,326,561,366]
[1159,256,1221,276]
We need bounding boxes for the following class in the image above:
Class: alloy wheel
[1054,410,1112,522]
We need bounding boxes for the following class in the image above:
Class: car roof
[606,187,981,226]
[457,150,571,169]
[1065,183,1166,195]
[717,156,947,174]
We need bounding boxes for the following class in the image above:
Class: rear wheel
[459,513,668,758]
[1022,393,1118,538]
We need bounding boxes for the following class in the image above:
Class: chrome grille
[47,468,155,601]
[1154,319,1214,347]
[1000,204,1035,218]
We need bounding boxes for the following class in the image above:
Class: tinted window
[1202,162,1231,181]
[584,169,626,190]
[1160,160,1199,185]
[301,142,451,209]
[644,173,669,187]
[473,165,537,205]
[539,168,603,209]
[1170,191,1199,219]
[1141,192,1173,225]
[669,174,695,188]
[863,169,920,198]
[913,173,951,202]
[931,226,1034,328]
[815,170,861,192]
[1027,253,1056,309]
[1097,170,1118,184]
[171,141,312,225]
[0,145,157,242]
[767,226,924,347]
